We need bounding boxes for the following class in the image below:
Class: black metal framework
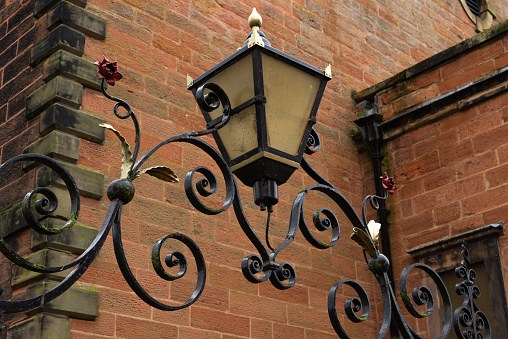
[0,76,492,338]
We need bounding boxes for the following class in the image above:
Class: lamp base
[253,179,278,211]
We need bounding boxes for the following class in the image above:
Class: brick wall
[353,19,508,336]
[1,0,508,338]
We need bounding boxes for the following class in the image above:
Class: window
[408,223,508,338]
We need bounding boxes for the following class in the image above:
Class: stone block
[6,313,70,339]
[25,77,83,120]
[43,50,101,89]
[23,131,81,171]
[48,2,107,39]
[31,221,98,254]
[36,162,104,199]
[0,187,75,238]
[0,202,24,237]
[39,104,105,144]
[26,280,99,320]
[34,0,87,18]
[30,25,85,67]
[11,249,74,287]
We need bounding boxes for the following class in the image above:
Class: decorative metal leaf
[100,123,133,179]
[135,166,179,183]
[351,227,377,257]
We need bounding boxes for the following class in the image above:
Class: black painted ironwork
[454,241,491,339]
[0,66,492,339]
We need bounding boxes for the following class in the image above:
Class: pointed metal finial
[247,8,265,48]
[248,8,262,29]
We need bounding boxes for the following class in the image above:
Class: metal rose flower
[95,56,123,85]
[380,172,396,194]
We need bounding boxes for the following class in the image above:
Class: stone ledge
[30,25,85,67]
[6,313,70,339]
[36,162,104,199]
[11,249,74,287]
[0,187,74,237]
[43,50,100,90]
[354,19,508,103]
[23,131,81,171]
[47,2,107,40]
[31,221,98,254]
[26,280,99,320]
[25,77,83,120]
[39,104,105,144]
[34,0,87,19]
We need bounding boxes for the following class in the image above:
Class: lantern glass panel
[206,54,257,161]
[262,53,322,156]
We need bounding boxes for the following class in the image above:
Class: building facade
[1,0,508,338]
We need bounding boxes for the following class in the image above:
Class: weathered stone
[0,187,75,237]
[11,249,74,287]
[25,77,83,120]
[0,201,24,237]
[26,280,99,320]
[36,162,104,199]
[30,25,85,67]
[43,50,101,90]
[23,131,81,171]
[6,313,70,339]
[47,2,107,39]
[39,104,105,144]
[31,221,98,254]
[34,0,87,18]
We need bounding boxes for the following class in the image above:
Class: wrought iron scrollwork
[0,68,492,338]
[454,241,491,339]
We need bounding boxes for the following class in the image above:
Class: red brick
[449,215,484,235]
[409,69,441,91]
[392,152,440,183]
[230,291,288,322]
[440,40,505,79]
[482,204,508,225]
[473,123,508,154]
[456,151,497,179]
[439,139,474,167]
[434,202,461,225]
[405,226,450,249]
[399,211,434,235]
[393,84,439,114]
[116,315,178,338]
[423,166,456,191]
[287,303,331,332]
[462,184,508,215]
[439,106,478,133]
[414,129,458,158]
[485,163,508,188]
[390,124,439,152]
[397,178,424,201]
[495,52,508,70]
[191,307,250,337]
[273,323,305,338]
[437,61,496,94]
[458,110,502,139]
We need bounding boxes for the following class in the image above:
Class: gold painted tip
[248,8,262,29]
[187,74,194,88]
[325,64,332,78]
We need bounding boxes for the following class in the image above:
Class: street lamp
[188,8,331,211]
[0,7,490,339]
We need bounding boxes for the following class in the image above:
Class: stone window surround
[459,0,497,31]
[408,223,508,338]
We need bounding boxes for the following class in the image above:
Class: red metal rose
[95,56,122,86]
[380,172,396,195]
